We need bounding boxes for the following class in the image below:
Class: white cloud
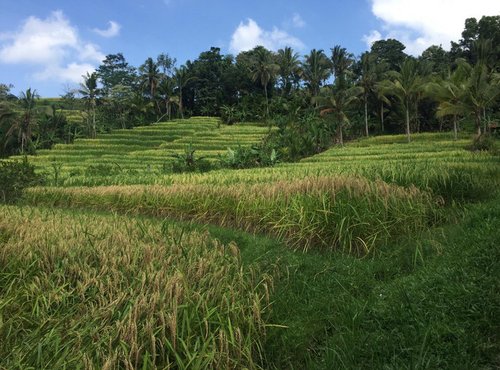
[78,43,105,63]
[0,10,105,83]
[34,63,96,83]
[362,30,382,48]
[93,21,121,38]
[230,18,305,54]
[0,11,77,64]
[364,0,500,55]
[291,13,306,28]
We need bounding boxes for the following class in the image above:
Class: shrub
[467,134,497,152]
[0,158,44,203]
[170,144,214,173]
[219,145,278,169]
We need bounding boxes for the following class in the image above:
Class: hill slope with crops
[2,127,499,369]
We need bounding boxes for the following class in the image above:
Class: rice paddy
[2,117,499,368]
[15,117,269,179]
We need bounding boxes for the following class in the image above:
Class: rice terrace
[0,3,499,369]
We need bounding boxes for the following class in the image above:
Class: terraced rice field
[17,117,268,183]
[3,123,499,369]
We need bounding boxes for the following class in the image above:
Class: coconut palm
[431,60,500,136]
[139,57,161,117]
[375,86,391,133]
[425,65,468,140]
[249,47,279,118]
[331,45,353,90]
[6,88,39,153]
[377,58,421,142]
[315,86,362,146]
[174,66,196,119]
[276,47,301,97]
[302,49,332,101]
[358,52,380,136]
[79,72,99,138]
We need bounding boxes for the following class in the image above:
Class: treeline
[0,15,499,157]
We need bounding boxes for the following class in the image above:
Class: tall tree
[156,53,176,77]
[371,39,407,72]
[249,46,279,119]
[302,49,332,101]
[315,86,362,146]
[357,52,378,136]
[430,60,500,136]
[139,58,160,100]
[331,45,353,89]
[79,72,99,138]
[276,47,301,97]
[420,45,450,76]
[451,16,500,66]
[377,58,422,142]
[174,66,196,119]
[425,66,468,140]
[6,88,39,153]
[96,53,136,95]
[0,83,15,101]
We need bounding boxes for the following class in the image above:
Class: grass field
[2,118,499,368]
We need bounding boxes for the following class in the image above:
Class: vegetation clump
[467,133,498,152]
[0,158,44,203]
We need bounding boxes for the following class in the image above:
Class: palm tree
[358,52,378,136]
[249,47,279,118]
[6,88,39,153]
[79,72,99,138]
[377,58,421,142]
[1,101,18,153]
[430,60,500,136]
[157,77,178,121]
[139,57,161,117]
[174,66,196,119]
[425,65,468,140]
[315,86,362,146]
[331,45,353,90]
[302,49,332,101]
[375,86,391,133]
[276,47,301,97]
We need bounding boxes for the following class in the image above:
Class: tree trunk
[405,106,411,143]
[338,123,344,146]
[364,98,369,137]
[476,112,482,136]
[264,84,269,119]
[21,133,26,154]
[380,102,384,133]
[92,108,96,139]
[483,107,487,133]
[179,89,184,119]
[453,115,458,141]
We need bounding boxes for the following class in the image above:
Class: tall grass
[0,206,272,369]
[25,175,438,253]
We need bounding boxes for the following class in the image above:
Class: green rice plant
[25,175,438,253]
[0,205,272,369]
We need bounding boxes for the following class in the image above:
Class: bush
[0,158,44,203]
[170,144,214,173]
[219,145,278,169]
[467,134,497,152]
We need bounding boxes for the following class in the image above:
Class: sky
[0,0,498,96]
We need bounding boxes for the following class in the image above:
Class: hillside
[15,117,269,185]
[1,129,499,369]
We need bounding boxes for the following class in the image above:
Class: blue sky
[0,0,498,96]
